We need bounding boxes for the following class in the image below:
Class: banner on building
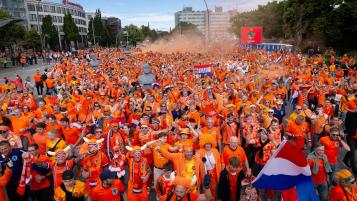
[195,64,213,78]
[240,27,263,44]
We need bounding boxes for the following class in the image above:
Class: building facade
[102,17,122,46]
[24,0,88,48]
[175,7,206,34]
[175,6,237,38]
[0,0,26,19]
[209,7,237,39]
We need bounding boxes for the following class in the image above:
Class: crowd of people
[0,46,356,201]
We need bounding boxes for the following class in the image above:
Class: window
[50,6,55,13]
[36,5,42,12]
[56,7,61,13]
[27,4,35,11]
[43,5,49,12]
[52,15,57,23]
[57,16,62,23]
[61,8,65,14]
[30,14,37,21]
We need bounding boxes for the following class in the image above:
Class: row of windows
[27,3,85,18]
[29,14,86,26]
[30,24,87,34]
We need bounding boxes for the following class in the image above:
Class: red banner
[240,27,263,44]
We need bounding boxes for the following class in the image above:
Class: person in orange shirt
[158,144,205,192]
[45,114,63,138]
[221,136,250,174]
[26,144,53,201]
[90,170,126,201]
[45,77,56,96]
[329,169,356,201]
[33,70,44,96]
[59,117,83,146]
[126,145,151,201]
[196,134,221,200]
[79,137,109,188]
[32,122,48,155]
[149,133,170,190]
[285,115,311,150]
[48,146,74,190]
[221,113,240,146]
[319,127,350,171]
[200,117,222,152]
[307,143,331,201]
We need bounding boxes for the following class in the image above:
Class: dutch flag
[252,140,320,201]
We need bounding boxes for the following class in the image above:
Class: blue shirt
[273,106,286,124]
[0,148,23,185]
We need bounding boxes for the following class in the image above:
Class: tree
[141,25,158,41]
[0,10,26,47]
[88,17,94,44]
[42,15,59,50]
[21,29,41,49]
[121,24,144,46]
[100,24,112,46]
[0,10,11,19]
[63,13,79,47]
[93,9,103,45]
[171,22,202,36]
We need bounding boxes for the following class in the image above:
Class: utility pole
[203,0,210,43]
[36,0,44,51]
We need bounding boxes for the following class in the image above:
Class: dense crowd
[0,47,356,201]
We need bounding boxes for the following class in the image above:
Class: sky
[52,0,272,31]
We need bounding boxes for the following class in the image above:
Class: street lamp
[203,0,210,43]
[35,0,44,51]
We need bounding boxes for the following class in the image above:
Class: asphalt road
[0,61,51,84]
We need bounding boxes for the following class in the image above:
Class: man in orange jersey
[90,170,126,201]
[126,145,151,201]
[33,70,44,96]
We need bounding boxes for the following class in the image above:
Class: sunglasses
[0,130,7,134]
[96,131,103,133]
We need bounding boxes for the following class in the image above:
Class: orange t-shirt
[201,127,222,148]
[319,136,340,164]
[221,146,247,172]
[153,143,170,169]
[308,158,327,185]
[62,127,81,145]
[33,133,48,155]
[90,180,125,201]
[286,121,310,149]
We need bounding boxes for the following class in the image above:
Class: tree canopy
[63,13,79,43]
[230,0,357,52]
[42,15,59,50]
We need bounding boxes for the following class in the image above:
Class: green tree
[121,25,144,46]
[100,24,112,46]
[42,15,59,50]
[63,13,79,46]
[93,9,103,45]
[9,23,26,44]
[21,29,41,49]
[88,17,94,44]
[0,10,12,19]
[0,10,26,47]
[141,25,158,41]
[171,22,202,36]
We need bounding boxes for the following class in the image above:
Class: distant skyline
[52,0,272,31]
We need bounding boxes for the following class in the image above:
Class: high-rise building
[24,0,88,48]
[209,6,237,39]
[174,6,237,38]
[175,7,206,34]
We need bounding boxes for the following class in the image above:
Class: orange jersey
[90,180,125,201]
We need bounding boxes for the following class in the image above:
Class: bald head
[229,136,238,150]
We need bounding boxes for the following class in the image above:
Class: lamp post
[203,0,209,43]
[123,31,129,46]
